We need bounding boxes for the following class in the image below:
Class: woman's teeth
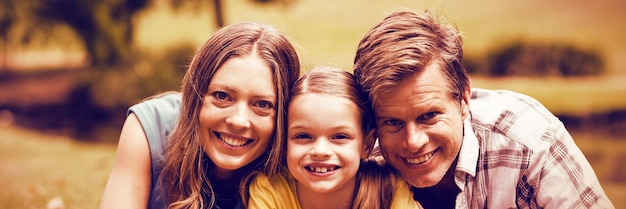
[220,135,249,147]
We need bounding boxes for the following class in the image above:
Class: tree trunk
[213,0,225,28]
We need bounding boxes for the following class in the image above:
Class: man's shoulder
[468,88,559,148]
[469,88,555,125]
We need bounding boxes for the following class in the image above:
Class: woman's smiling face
[198,53,276,177]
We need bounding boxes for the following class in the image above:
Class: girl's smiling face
[287,93,369,195]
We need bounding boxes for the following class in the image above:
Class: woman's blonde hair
[160,22,300,208]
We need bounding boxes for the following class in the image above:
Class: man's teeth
[406,151,434,164]
[306,166,338,173]
[221,135,248,147]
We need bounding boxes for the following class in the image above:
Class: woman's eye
[212,91,229,100]
[256,100,274,110]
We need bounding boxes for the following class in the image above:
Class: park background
[0,0,625,208]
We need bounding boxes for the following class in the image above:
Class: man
[353,10,614,209]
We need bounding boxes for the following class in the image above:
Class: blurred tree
[1,0,295,67]
[485,42,604,77]
[33,0,150,67]
[169,0,295,28]
[0,1,16,71]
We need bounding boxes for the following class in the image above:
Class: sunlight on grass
[573,132,626,208]
[0,126,116,208]
[1,125,624,208]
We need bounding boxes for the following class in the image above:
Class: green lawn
[2,0,625,207]
[1,125,624,208]
[0,126,116,208]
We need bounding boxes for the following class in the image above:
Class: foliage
[89,44,194,109]
[0,0,149,67]
[0,0,296,68]
[468,41,605,77]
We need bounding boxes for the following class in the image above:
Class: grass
[1,125,624,208]
[3,0,625,207]
[0,125,116,208]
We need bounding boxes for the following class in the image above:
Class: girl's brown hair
[161,22,300,209]
[289,66,395,209]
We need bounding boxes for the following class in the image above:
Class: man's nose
[405,123,428,152]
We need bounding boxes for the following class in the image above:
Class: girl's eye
[331,134,350,141]
[292,133,312,140]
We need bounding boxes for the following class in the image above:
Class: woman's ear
[361,129,376,159]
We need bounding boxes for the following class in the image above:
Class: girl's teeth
[308,166,336,173]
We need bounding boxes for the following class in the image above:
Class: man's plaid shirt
[451,88,614,208]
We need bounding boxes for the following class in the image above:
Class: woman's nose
[225,102,251,130]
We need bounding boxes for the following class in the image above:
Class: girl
[100,22,300,209]
[246,66,421,209]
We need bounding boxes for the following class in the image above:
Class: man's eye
[378,119,404,133]
[384,119,403,127]
[421,112,438,121]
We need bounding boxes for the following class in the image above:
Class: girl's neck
[296,178,356,209]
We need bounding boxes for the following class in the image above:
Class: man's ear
[361,129,376,159]
[460,87,470,121]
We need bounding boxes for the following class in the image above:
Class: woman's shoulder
[130,92,182,114]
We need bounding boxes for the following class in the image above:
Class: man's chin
[403,172,444,188]
[407,180,438,188]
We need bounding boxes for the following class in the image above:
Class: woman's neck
[208,167,247,209]
[296,178,356,209]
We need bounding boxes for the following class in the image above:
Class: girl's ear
[361,129,376,159]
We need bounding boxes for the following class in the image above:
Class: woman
[100,22,300,209]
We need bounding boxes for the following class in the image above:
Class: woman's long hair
[160,22,300,209]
